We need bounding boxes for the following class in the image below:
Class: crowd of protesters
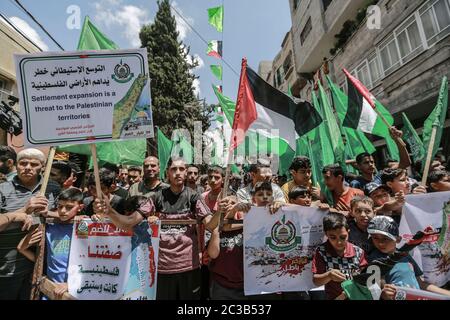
[0,130,450,300]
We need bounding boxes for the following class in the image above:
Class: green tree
[139,0,211,154]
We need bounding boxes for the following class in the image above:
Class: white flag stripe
[249,102,299,150]
[357,97,378,133]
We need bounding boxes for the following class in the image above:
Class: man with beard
[128,156,168,198]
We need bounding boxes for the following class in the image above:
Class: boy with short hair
[233,181,285,215]
[282,156,320,202]
[288,186,330,210]
[322,164,364,215]
[367,216,450,300]
[312,213,368,300]
[364,182,404,224]
[380,168,426,195]
[17,188,86,299]
[348,196,375,252]
[84,168,125,215]
[207,195,246,300]
[427,170,450,193]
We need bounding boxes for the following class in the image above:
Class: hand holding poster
[68,219,160,300]
[394,286,450,300]
[399,191,450,287]
[14,49,153,146]
[244,206,326,295]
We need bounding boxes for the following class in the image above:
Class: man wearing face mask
[236,161,286,204]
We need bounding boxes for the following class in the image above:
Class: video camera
[0,95,22,136]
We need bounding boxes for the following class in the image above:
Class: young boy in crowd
[207,195,246,300]
[200,166,225,300]
[364,182,405,224]
[427,170,450,193]
[17,188,86,299]
[367,216,450,299]
[348,196,375,252]
[380,168,427,195]
[312,213,368,300]
[322,164,364,216]
[232,181,285,215]
[83,168,125,216]
[281,156,320,202]
[288,186,330,210]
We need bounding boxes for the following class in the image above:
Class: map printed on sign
[14,49,154,146]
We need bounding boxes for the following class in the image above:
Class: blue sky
[1,0,291,104]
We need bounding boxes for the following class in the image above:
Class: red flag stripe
[343,68,376,109]
[229,58,257,151]
[207,51,222,59]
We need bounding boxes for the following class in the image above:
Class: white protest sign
[399,191,450,287]
[68,220,133,300]
[14,49,153,146]
[244,206,326,295]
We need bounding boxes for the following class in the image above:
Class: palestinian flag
[230,59,322,155]
[207,40,223,59]
[342,69,399,160]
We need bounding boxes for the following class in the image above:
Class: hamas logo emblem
[265,215,301,252]
[76,220,89,239]
[112,59,134,83]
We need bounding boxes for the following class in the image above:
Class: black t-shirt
[112,186,128,199]
[151,187,211,273]
[83,194,125,216]
[151,187,203,215]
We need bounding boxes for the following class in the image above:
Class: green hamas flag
[207,6,224,32]
[77,16,119,50]
[422,76,448,171]
[341,279,381,300]
[401,112,425,163]
[57,16,146,166]
[318,82,346,168]
[157,128,194,179]
[157,128,173,180]
[310,91,334,204]
[210,65,223,80]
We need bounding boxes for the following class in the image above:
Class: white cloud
[193,78,201,96]
[94,0,151,47]
[9,16,49,51]
[171,1,193,41]
[194,54,205,69]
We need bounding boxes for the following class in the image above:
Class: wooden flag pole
[421,125,438,186]
[219,149,234,232]
[39,147,56,196]
[90,144,103,200]
[30,146,56,300]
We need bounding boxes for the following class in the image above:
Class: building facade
[286,0,450,161]
[0,15,42,147]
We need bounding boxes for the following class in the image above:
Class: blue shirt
[45,223,73,283]
[350,173,382,190]
[369,249,423,289]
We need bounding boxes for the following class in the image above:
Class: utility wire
[169,3,239,77]
[12,0,65,50]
